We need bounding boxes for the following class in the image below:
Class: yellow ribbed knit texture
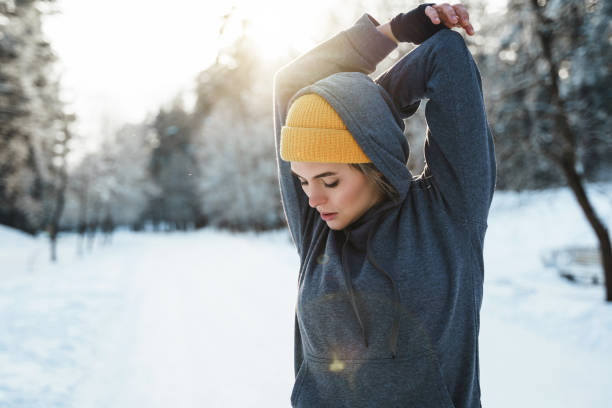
[280,93,371,163]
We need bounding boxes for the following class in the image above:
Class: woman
[273,3,496,407]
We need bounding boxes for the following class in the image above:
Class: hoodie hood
[287,71,414,202]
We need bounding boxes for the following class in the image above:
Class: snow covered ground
[1,182,611,407]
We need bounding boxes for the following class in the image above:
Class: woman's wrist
[376,22,399,44]
[390,3,445,45]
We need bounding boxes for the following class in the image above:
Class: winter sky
[42,0,508,161]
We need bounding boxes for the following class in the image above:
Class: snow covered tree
[190,15,284,231]
[106,123,160,228]
[61,122,159,236]
[194,97,282,231]
[0,0,66,235]
[488,0,612,301]
[45,111,73,261]
[144,98,205,231]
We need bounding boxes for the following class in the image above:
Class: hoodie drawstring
[342,230,368,348]
[366,217,401,359]
[341,209,401,359]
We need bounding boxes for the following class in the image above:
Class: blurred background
[0,0,611,406]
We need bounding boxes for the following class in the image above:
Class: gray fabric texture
[273,13,496,408]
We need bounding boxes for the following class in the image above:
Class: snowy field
[1,182,611,407]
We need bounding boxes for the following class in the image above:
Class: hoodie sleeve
[273,13,398,254]
[375,29,497,225]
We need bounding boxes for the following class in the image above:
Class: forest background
[1,0,610,262]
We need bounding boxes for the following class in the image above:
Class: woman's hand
[424,3,474,36]
[386,3,475,45]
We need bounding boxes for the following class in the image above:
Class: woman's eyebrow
[290,170,337,179]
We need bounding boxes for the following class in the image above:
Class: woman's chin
[325,218,346,230]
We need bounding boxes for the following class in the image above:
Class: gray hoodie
[273,13,496,408]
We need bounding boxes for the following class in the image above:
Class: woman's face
[290,162,383,230]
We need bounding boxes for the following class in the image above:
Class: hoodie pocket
[291,359,309,406]
[293,351,455,407]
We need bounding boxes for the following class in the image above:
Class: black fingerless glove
[390,3,447,45]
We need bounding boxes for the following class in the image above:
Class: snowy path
[480,312,610,407]
[0,229,299,407]
[69,230,298,408]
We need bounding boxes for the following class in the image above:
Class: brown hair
[349,163,400,203]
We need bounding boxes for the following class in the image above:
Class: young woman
[273,3,496,407]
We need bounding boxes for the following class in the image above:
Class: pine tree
[0,0,66,235]
[145,98,204,231]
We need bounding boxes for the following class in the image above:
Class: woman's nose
[308,188,327,208]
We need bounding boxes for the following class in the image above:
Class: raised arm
[272,4,469,253]
[272,13,397,254]
[374,5,496,225]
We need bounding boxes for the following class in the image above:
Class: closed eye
[300,180,339,188]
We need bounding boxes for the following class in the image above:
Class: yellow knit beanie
[280,93,371,163]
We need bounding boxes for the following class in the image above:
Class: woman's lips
[321,212,337,221]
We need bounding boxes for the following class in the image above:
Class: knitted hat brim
[280,126,371,163]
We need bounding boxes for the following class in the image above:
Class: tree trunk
[531,0,612,301]
[50,231,57,262]
[47,120,70,263]
[559,161,612,301]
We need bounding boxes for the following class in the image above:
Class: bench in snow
[541,246,603,285]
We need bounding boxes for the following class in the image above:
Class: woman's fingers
[431,3,459,27]
[424,5,441,24]
[453,4,475,35]
[426,3,475,35]
[425,4,456,25]
[462,21,475,35]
